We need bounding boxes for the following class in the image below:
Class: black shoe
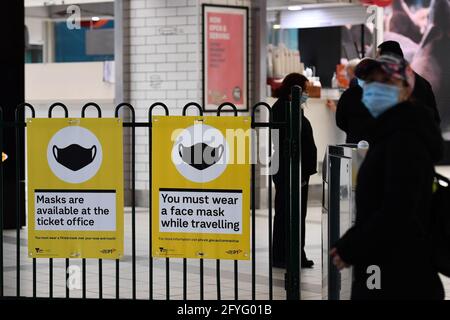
[301,259,314,269]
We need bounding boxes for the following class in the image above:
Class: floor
[1,204,449,300]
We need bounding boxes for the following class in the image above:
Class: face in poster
[203,5,248,112]
[383,0,450,138]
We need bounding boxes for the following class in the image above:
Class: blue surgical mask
[357,78,365,87]
[362,82,400,118]
[300,94,309,105]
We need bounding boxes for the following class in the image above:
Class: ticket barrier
[321,143,368,300]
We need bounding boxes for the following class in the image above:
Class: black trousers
[273,176,310,265]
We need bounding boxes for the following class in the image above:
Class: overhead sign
[152,116,250,260]
[27,118,124,259]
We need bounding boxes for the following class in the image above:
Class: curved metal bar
[81,102,102,118]
[217,102,238,116]
[114,103,136,121]
[148,102,169,119]
[182,102,203,116]
[48,102,69,118]
[15,103,36,120]
[251,102,272,122]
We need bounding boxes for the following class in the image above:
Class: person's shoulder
[414,71,432,88]
[337,86,362,114]
[340,85,362,100]
[271,98,282,112]
[271,98,288,120]
[272,98,286,108]
[302,114,312,125]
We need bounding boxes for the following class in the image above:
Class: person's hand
[330,247,349,270]
[326,99,337,112]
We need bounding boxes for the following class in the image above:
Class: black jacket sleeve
[336,90,350,133]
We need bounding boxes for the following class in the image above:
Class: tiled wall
[122,0,255,205]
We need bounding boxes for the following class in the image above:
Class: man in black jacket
[335,59,377,144]
[377,41,440,124]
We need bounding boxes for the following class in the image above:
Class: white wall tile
[167,53,188,62]
[146,0,167,8]
[135,9,156,18]
[167,0,188,7]
[156,8,177,17]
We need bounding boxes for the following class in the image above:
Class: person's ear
[376,48,381,58]
[405,65,415,89]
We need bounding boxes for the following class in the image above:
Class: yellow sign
[27,118,124,259]
[152,116,251,260]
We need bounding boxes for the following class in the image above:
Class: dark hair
[377,41,404,58]
[274,73,308,99]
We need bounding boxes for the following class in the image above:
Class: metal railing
[0,86,303,300]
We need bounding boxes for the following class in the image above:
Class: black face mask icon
[53,144,96,171]
[178,143,224,171]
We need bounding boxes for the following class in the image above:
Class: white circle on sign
[171,123,229,183]
[47,126,103,184]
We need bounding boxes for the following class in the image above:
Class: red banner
[360,0,392,7]
[203,6,248,111]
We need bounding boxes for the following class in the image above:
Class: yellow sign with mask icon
[27,118,124,259]
[152,116,251,260]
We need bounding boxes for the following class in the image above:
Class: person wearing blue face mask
[377,41,440,125]
[331,54,445,300]
[272,73,317,269]
[335,58,378,144]
[362,81,401,118]
[300,93,309,105]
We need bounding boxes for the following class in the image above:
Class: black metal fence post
[251,102,273,300]
[182,102,203,301]
[81,102,103,299]
[0,107,3,298]
[148,103,169,301]
[15,103,35,298]
[115,103,136,300]
[217,103,240,301]
[48,102,69,299]
[286,86,302,300]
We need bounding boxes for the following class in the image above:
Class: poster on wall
[202,4,248,112]
[381,0,450,140]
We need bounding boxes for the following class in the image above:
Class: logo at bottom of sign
[100,248,117,255]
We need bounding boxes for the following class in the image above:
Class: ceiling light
[92,16,100,22]
[273,24,281,29]
[288,6,303,11]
